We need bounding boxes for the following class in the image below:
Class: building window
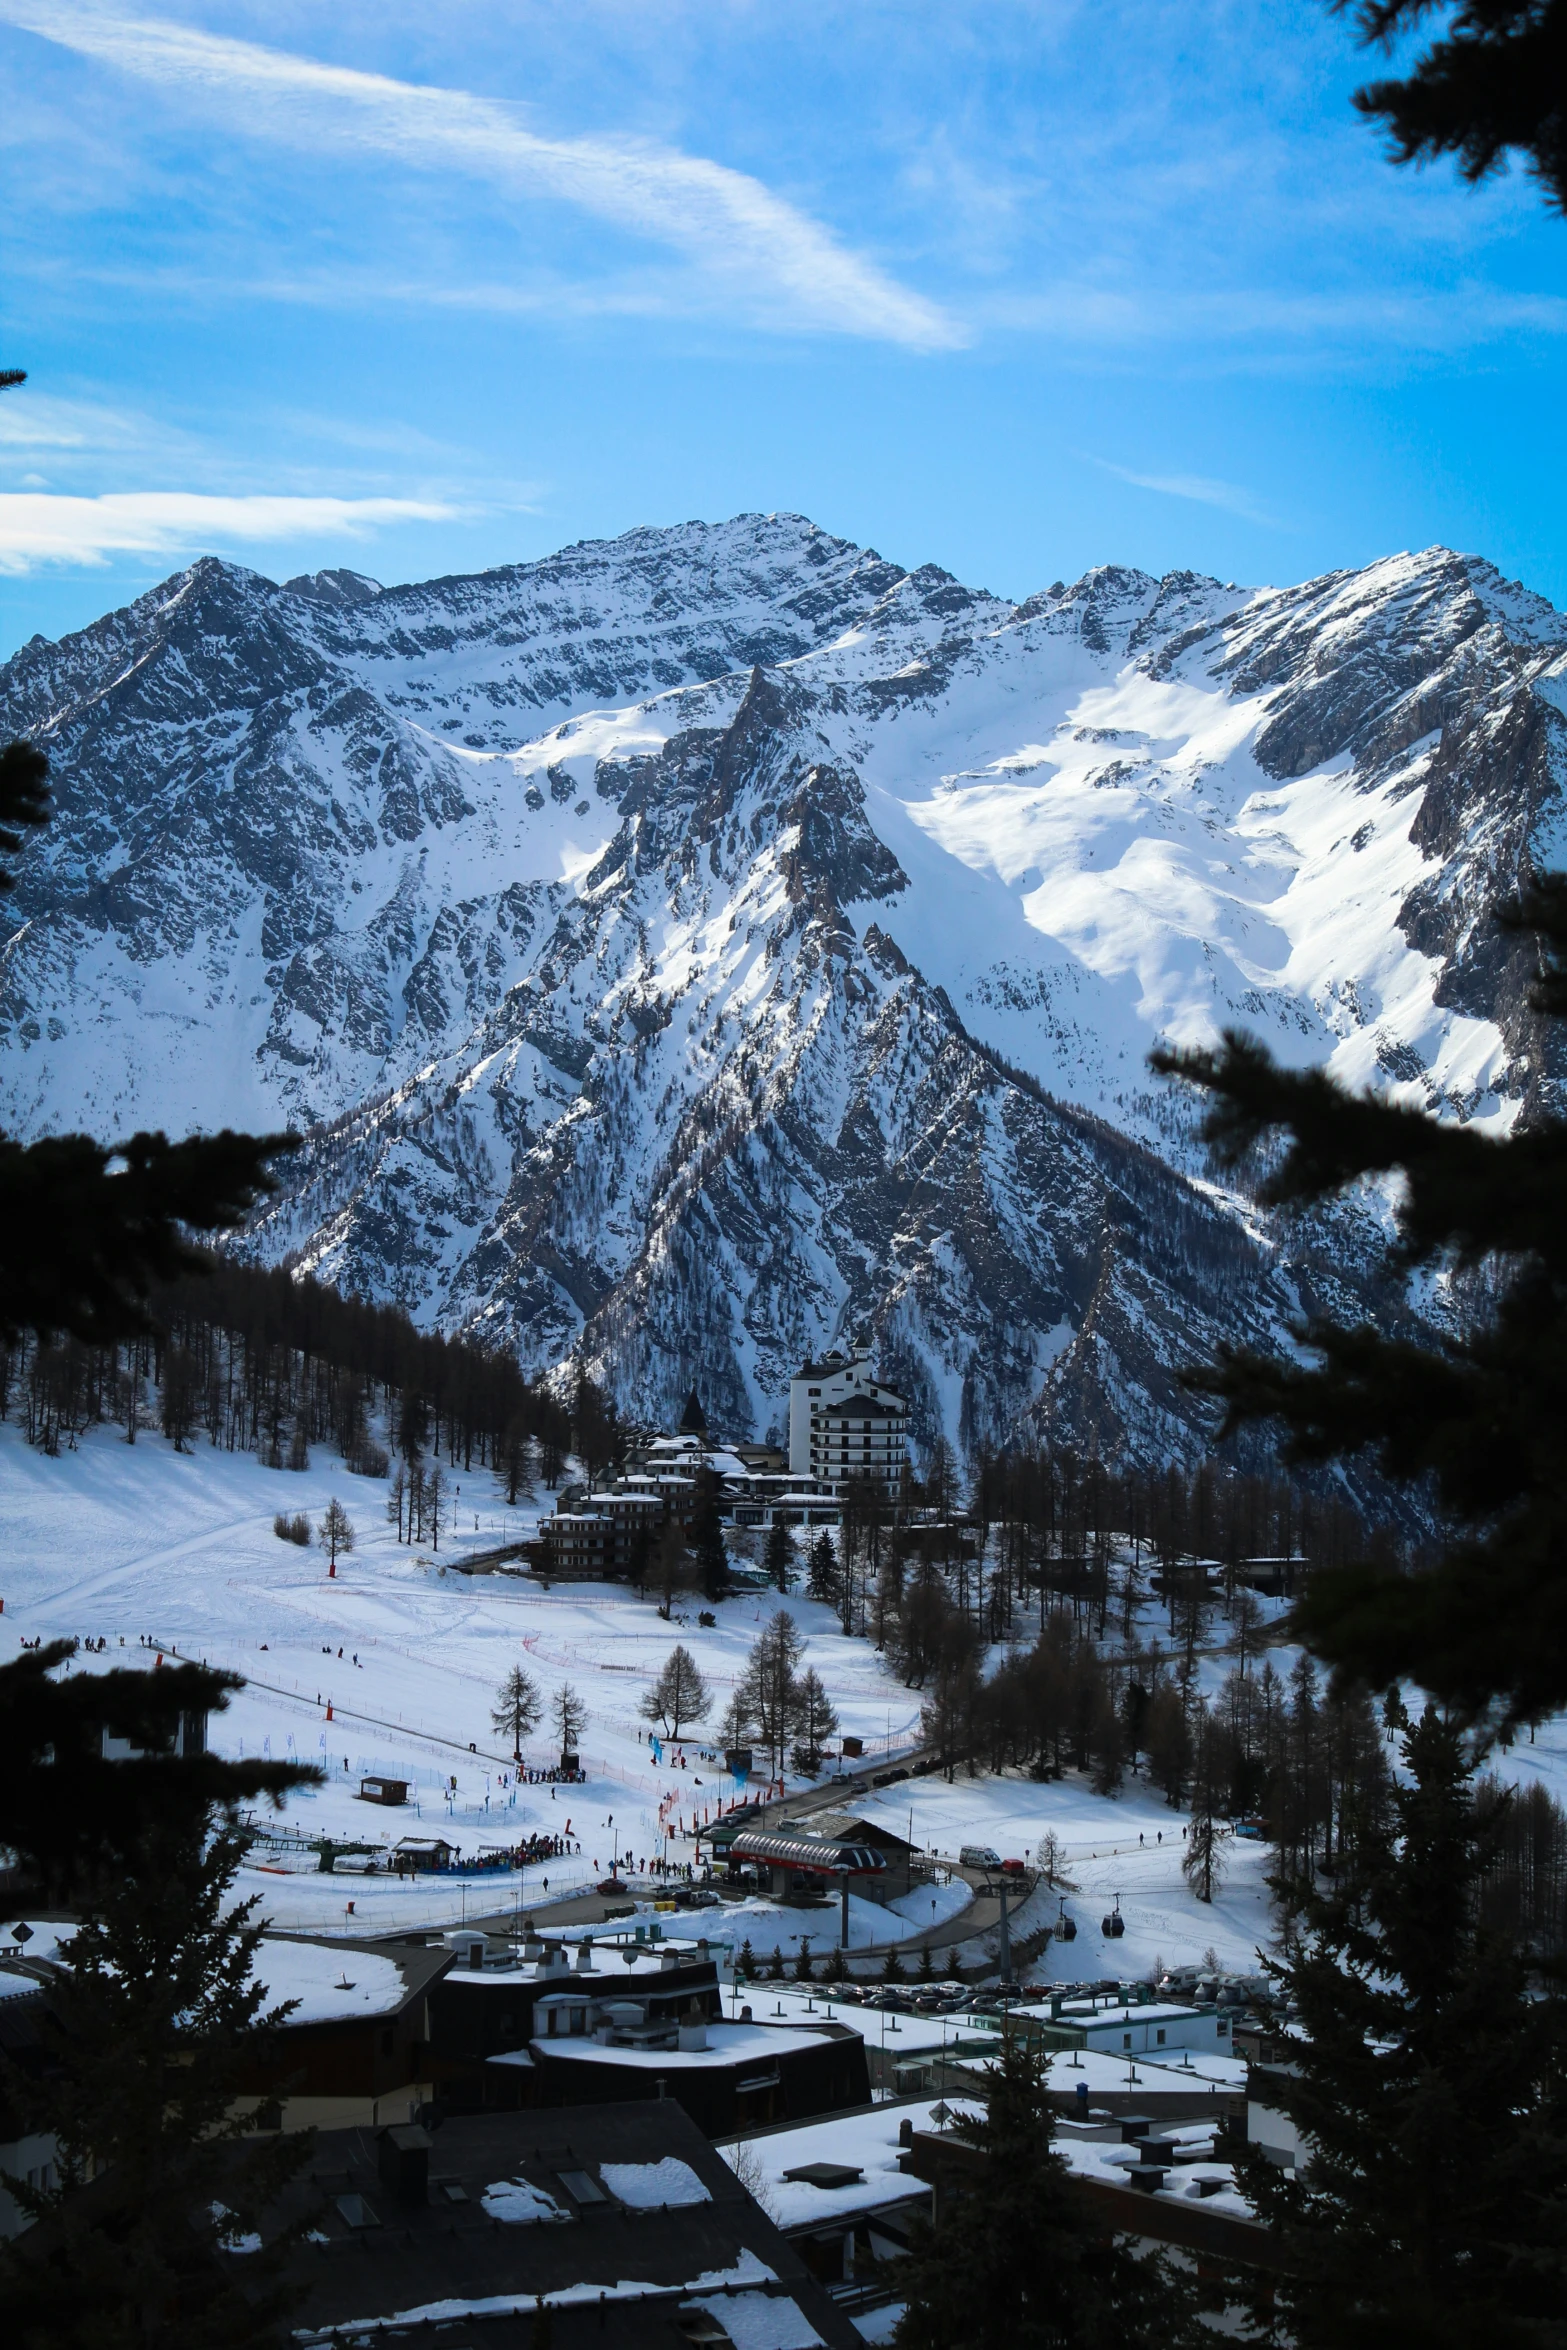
[1156,2029,1166,2044]
[1123,2034,1131,2048]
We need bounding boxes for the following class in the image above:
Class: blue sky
[3,0,1566,657]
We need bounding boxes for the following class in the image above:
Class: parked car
[677,1886,722,1909]
[959,1845,1002,1870]
[999,1857,1027,1877]
[596,1878,625,1895]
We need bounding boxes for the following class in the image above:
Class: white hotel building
[787,1350,909,1496]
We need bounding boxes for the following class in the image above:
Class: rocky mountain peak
[2,514,1562,1455]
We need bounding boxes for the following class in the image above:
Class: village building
[903,2109,1290,2287]
[0,1975,57,2240]
[421,1925,868,2135]
[715,2093,969,2305]
[528,2012,870,2137]
[787,1352,908,1493]
[536,1355,911,1580]
[426,1928,725,2111]
[226,2099,866,2350]
[1011,1991,1236,2060]
[230,1933,456,2133]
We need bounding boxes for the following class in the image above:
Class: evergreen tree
[736,1937,757,1980]
[1183,1708,1228,1902]
[1182,1810,1224,1904]
[1152,882,1567,1724]
[793,1936,815,1981]
[740,1613,806,1777]
[764,1517,796,1592]
[820,1941,848,1984]
[640,1643,712,1739]
[1234,1706,1567,2348]
[880,1943,908,1984]
[0,374,305,1902]
[807,1531,840,1606]
[917,1938,938,1981]
[689,1470,731,1602]
[0,1821,311,2349]
[0,1646,314,1918]
[1330,0,1567,211]
[317,1495,354,1569]
[491,1663,542,1756]
[894,2033,1200,2350]
[790,1667,840,1772]
[552,1682,587,1761]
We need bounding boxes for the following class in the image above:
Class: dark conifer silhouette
[894,2032,1200,2349]
[0,362,315,1906]
[1152,884,1567,1725]
[0,1644,315,1918]
[0,1822,312,2348]
[1234,1706,1567,2346]
[1332,1,1567,212]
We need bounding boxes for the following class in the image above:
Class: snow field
[5,1417,1564,1972]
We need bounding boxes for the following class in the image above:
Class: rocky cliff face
[2,513,1562,1454]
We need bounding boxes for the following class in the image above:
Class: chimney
[377,2124,431,2208]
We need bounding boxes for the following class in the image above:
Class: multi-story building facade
[787,1352,908,1495]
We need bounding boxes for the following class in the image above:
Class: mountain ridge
[2,514,1562,1457]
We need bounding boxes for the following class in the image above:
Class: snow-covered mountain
[2,514,1563,1454]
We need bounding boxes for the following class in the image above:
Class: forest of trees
[0,1257,583,1487]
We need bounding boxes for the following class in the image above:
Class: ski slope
[4,1416,1563,1974]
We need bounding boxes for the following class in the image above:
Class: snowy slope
[7,1419,1563,1975]
[3,518,1563,1449]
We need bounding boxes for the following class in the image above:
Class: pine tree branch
[0,1125,297,1345]
[0,739,51,888]
[1152,1029,1565,1269]
[0,1646,320,1913]
[1329,0,1567,212]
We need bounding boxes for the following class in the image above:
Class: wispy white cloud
[985,279,1567,353]
[0,3,958,349]
[0,489,460,572]
[1085,456,1279,528]
[0,391,161,453]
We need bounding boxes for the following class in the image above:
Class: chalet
[805,1812,925,1901]
[393,1835,456,1873]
